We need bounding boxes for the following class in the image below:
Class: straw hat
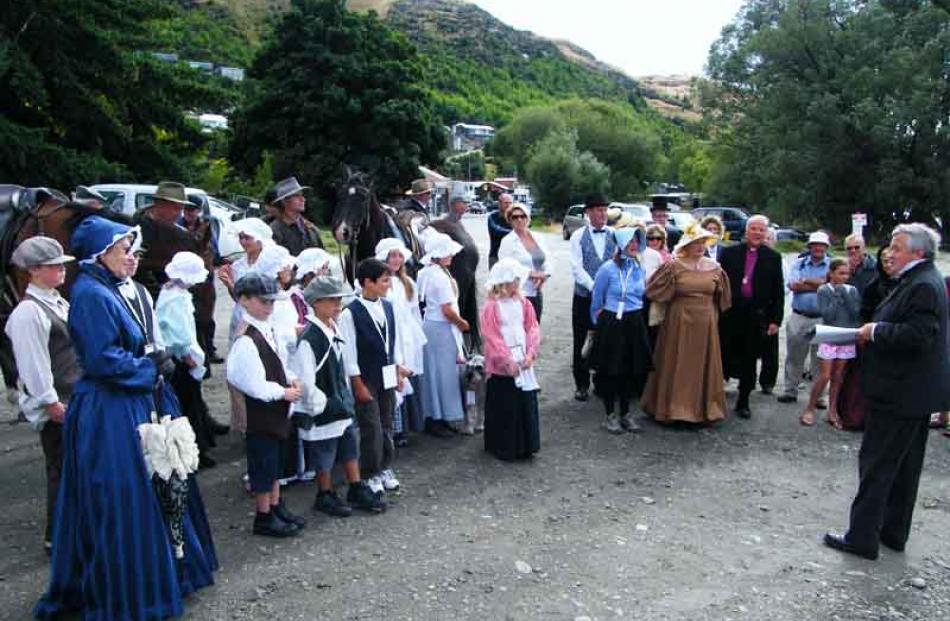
[673,223,718,255]
[164,251,209,285]
[405,178,434,196]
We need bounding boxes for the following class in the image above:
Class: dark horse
[330,169,482,351]
[0,185,210,391]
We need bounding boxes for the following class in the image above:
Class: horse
[330,169,482,351]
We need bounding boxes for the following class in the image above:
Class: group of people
[5,170,949,620]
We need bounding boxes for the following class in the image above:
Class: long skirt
[35,382,217,621]
[591,309,653,381]
[170,362,214,453]
[420,321,464,422]
[484,376,540,461]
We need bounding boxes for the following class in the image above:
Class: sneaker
[620,413,642,433]
[253,511,299,538]
[313,490,352,517]
[272,499,306,529]
[298,470,317,482]
[603,414,623,434]
[380,469,400,492]
[347,482,387,513]
[366,475,384,495]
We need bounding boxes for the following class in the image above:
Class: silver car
[562,204,586,240]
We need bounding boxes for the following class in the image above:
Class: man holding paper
[824,223,950,560]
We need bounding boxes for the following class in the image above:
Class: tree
[524,129,609,219]
[0,0,227,188]
[705,0,950,237]
[230,0,446,222]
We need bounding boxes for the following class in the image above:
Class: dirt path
[0,216,947,620]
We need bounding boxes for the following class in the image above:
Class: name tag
[615,301,625,320]
[382,364,398,390]
[466,390,477,406]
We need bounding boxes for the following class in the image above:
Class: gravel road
[0,215,947,620]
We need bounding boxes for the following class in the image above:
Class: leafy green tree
[230,0,446,222]
[0,0,227,189]
[706,0,950,236]
[524,129,609,219]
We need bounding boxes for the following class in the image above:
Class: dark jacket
[487,210,511,259]
[861,260,950,417]
[270,216,323,256]
[719,242,785,328]
[847,254,878,297]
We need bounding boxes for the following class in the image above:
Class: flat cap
[12,236,75,268]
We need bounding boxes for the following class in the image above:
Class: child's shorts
[245,434,286,493]
[818,343,857,361]
[307,423,359,474]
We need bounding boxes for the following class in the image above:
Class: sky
[469,0,745,77]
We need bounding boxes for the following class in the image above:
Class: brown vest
[25,295,81,403]
[242,324,291,439]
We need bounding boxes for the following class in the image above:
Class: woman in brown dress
[641,225,732,424]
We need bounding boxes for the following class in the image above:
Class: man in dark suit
[824,223,950,560]
[718,215,785,418]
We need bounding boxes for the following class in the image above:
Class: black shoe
[734,405,751,419]
[760,386,774,395]
[209,353,225,364]
[253,511,299,538]
[879,534,906,552]
[574,389,589,402]
[272,500,306,529]
[347,482,387,513]
[394,433,409,448]
[424,419,454,439]
[198,453,217,469]
[777,394,797,404]
[823,532,878,560]
[313,490,353,517]
[208,419,230,436]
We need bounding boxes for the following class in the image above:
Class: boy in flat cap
[5,237,81,555]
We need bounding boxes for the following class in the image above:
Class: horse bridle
[338,182,372,283]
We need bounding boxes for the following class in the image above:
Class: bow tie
[592,229,606,234]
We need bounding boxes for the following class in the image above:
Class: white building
[451,123,495,152]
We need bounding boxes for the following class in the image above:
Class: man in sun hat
[5,236,80,555]
[135,181,198,300]
[401,178,434,215]
[270,176,324,255]
[777,230,831,405]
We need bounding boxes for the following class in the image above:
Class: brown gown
[641,260,732,423]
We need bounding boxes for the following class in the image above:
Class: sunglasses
[845,245,862,250]
[510,214,527,220]
[647,236,664,241]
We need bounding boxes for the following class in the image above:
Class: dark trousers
[40,421,63,544]
[724,306,764,408]
[0,329,18,389]
[572,294,593,392]
[846,409,929,550]
[759,332,779,390]
[355,386,395,479]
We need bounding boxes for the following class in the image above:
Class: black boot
[253,511,299,538]
[313,490,353,517]
[347,481,387,513]
[272,499,306,529]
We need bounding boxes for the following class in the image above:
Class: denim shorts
[306,423,359,474]
[245,434,285,493]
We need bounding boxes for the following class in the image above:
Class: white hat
[673,223,718,255]
[295,247,331,278]
[375,238,412,263]
[807,231,831,246]
[233,218,273,243]
[164,251,209,285]
[421,233,462,265]
[485,257,529,290]
[256,244,294,279]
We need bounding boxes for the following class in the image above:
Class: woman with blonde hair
[498,202,552,321]
[641,224,732,424]
[645,224,672,263]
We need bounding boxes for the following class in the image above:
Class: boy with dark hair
[339,259,409,495]
[226,273,305,537]
[291,275,387,516]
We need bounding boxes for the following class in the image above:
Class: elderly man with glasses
[844,233,877,296]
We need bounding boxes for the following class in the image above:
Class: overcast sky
[469,0,745,77]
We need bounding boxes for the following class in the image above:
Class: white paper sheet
[812,325,860,345]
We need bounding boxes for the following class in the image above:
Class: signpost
[851,212,867,237]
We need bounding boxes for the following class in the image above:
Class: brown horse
[330,169,482,351]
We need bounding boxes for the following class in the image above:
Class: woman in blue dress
[35,216,217,621]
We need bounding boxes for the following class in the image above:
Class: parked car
[610,202,653,226]
[690,206,750,241]
[562,204,586,240]
[668,211,696,229]
[90,184,244,221]
[468,200,486,214]
[773,226,808,242]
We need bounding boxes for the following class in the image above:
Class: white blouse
[498,231,553,298]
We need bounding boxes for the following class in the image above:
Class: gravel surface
[0,215,947,620]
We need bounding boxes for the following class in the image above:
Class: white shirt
[290,316,353,441]
[419,265,458,323]
[707,244,720,263]
[338,296,404,378]
[5,284,70,427]
[570,224,612,292]
[497,297,539,391]
[639,247,663,281]
[226,315,296,402]
[498,231,553,298]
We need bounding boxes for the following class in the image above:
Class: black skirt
[484,376,540,461]
[591,309,653,379]
[170,361,214,452]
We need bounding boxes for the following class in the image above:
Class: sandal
[800,410,816,426]
[825,414,843,431]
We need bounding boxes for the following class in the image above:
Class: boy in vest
[338,259,409,495]
[226,273,305,538]
[5,237,81,555]
[291,275,387,516]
